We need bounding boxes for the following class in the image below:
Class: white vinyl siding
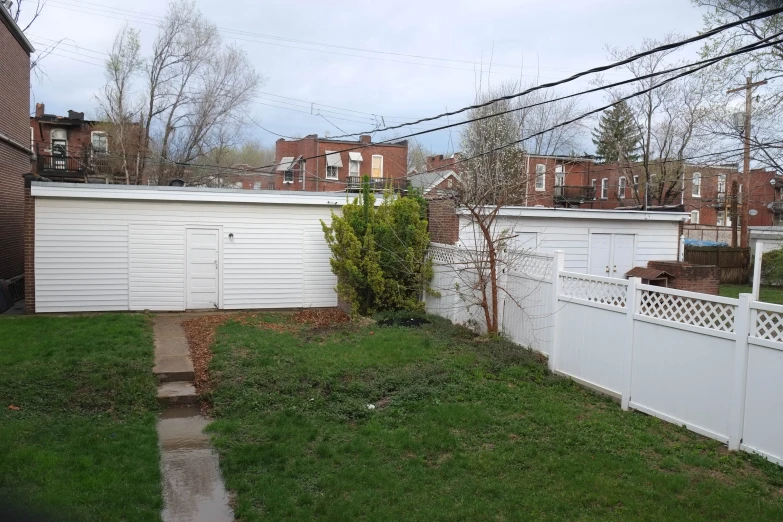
[34,197,339,312]
[459,215,680,273]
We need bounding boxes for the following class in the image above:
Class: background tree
[591,101,641,163]
[512,83,587,156]
[100,0,263,185]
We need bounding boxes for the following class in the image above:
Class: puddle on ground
[158,406,233,522]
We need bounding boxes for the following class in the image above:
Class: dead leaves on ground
[181,308,351,395]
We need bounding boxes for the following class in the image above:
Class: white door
[186,228,220,309]
[611,234,635,278]
[590,234,612,276]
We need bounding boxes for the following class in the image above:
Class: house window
[717,211,732,227]
[284,170,294,184]
[691,210,700,224]
[325,150,342,180]
[717,173,726,194]
[51,128,67,155]
[632,175,639,193]
[233,181,243,189]
[91,131,108,154]
[30,127,34,151]
[447,178,453,189]
[253,181,261,190]
[535,164,546,191]
[349,160,360,177]
[371,155,383,178]
[590,179,596,199]
[601,178,608,199]
[692,172,701,197]
[618,177,627,199]
[554,165,565,186]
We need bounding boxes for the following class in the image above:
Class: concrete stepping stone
[157,381,198,407]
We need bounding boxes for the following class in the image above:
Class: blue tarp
[684,238,729,247]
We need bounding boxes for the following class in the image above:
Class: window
[233,181,243,189]
[717,211,732,227]
[535,164,546,191]
[717,173,726,194]
[349,160,360,177]
[692,172,701,197]
[50,128,67,155]
[91,131,108,154]
[447,178,453,189]
[325,150,342,180]
[554,165,565,186]
[590,179,596,199]
[30,127,34,151]
[618,177,627,199]
[253,181,261,190]
[632,175,639,193]
[284,170,293,184]
[371,155,383,178]
[601,178,608,199]
[690,210,700,224]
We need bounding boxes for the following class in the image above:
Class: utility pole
[727,75,767,248]
[731,180,739,248]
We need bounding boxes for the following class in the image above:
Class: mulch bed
[181,309,351,395]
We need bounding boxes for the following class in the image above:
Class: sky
[19,0,709,155]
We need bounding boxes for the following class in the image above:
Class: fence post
[621,277,640,411]
[548,250,565,372]
[728,293,752,451]
[752,242,763,300]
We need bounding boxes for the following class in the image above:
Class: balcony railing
[346,176,406,192]
[36,154,86,178]
[770,201,783,214]
[553,185,596,205]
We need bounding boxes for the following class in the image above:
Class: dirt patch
[182,315,232,395]
[292,308,350,328]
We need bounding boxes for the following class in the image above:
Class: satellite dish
[749,209,759,216]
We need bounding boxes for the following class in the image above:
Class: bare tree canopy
[97,0,264,185]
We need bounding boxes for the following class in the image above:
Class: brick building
[30,103,119,182]
[0,5,33,300]
[273,134,407,192]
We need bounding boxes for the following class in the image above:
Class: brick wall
[24,187,35,313]
[274,135,408,192]
[647,260,720,296]
[427,198,459,245]
[0,18,31,282]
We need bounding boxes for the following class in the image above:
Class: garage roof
[30,182,380,207]
[458,206,688,222]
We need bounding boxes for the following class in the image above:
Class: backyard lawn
[206,312,783,521]
[720,284,783,304]
[0,314,162,522]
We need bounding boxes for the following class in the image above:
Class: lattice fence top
[429,245,457,265]
[754,309,783,342]
[512,254,553,279]
[638,289,736,332]
[560,274,627,308]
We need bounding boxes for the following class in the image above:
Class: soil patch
[378,316,431,328]
[292,308,350,328]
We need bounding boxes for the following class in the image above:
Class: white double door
[590,234,634,278]
[186,228,221,309]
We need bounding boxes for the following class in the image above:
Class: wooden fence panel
[684,246,750,284]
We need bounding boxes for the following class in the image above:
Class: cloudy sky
[20,0,708,154]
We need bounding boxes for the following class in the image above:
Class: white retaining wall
[427,244,783,466]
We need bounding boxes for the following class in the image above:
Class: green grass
[207,314,783,521]
[0,314,162,522]
[720,284,783,304]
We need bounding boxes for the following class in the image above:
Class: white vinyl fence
[426,243,783,466]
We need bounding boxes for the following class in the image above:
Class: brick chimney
[35,103,44,118]
[360,135,372,144]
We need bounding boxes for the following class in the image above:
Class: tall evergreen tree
[591,101,641,163]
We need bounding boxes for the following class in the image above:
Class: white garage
[457,207,688,277]
[29,182,348,313]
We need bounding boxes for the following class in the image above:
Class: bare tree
[452,85,529,335]
[95,26,144,184]
[102,0,264,185]
[600,36,712,206]
[513,84,587,156]
[10,0,45,32]
[407,138,433,173]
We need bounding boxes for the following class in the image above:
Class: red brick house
[273,134,408,192]
[30,103,116,182]
[0,4,33,305]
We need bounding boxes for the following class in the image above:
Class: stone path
[153,315,233,522]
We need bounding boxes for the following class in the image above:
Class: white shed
[29,182,349,313]
[457,207,688,278]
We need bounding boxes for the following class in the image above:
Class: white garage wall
[35,196,339,312]
[458,214,681,273]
